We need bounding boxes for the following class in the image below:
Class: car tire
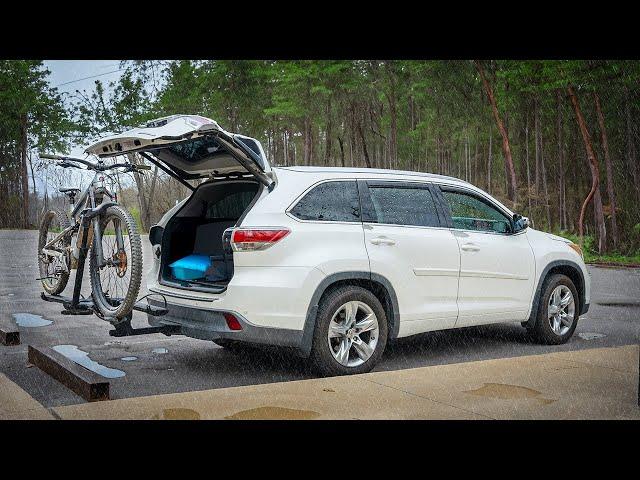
[531,274,579,345]
[309,285,388,377]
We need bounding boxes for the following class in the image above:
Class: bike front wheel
[89,205,142,320]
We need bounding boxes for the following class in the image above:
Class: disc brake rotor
[115,250,128,278]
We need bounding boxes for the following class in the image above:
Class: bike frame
[42,168,121,270]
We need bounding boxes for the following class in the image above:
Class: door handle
[370,237,396,246]
[461,243,480,252]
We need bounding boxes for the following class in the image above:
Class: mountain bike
[37,154,150,323]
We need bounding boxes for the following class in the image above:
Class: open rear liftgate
[39,205,174,338]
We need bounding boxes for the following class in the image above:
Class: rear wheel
[38,209,71,295]
[531,274,579,344]
[89,205,142,321]
[309,285,388,376]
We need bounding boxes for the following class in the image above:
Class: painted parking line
[0,373,54,420]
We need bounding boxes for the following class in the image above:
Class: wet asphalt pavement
[1,229,638,408]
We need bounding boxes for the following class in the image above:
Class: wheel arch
[299,271,400,357]
[522,260,588,329]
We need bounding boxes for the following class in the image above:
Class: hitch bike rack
[40,291,177,337]
[39,204,177,338]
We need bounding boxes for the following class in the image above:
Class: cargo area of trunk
[159,179,261,292]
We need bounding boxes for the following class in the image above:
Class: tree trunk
[594,91,618,250]
[541,133,552,229]
[337,135,345,167]
[325,97,332,166]
[567,86,606,253]
[128,153,150,232]
[534,97,541,200]
[303,117,312,166]
[474,60,517,205]
[487,128,492,194]
[20,114,29,229]
[624,86,640,203]
[556,90,566,230]
[356,115,372,168]
[525,110,532,216]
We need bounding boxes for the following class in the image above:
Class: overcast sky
[38,61,127,193]
[44,60,126,155]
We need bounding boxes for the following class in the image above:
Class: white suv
[87,115,591,376]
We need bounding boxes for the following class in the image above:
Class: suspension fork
[92,215,105,267]
[67,201,117,309]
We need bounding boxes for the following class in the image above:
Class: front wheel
[89,205,142,321]
[531,274,579,344]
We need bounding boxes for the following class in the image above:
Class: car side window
[367,185,440,227]
[442,190,512,234]
[290,181,361,222]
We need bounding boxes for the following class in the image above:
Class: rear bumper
[147,299,305,352]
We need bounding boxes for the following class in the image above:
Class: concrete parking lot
[1,229,638,412]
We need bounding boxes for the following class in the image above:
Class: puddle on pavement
[151,348,168,354]
[151,408,201,420]
[120,356,138,362]
[52,345,125,379]
[464,383,556,405]
[12,313,52,327]
[578,332,607,340]
[225,406,321,420]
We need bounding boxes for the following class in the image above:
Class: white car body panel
[143,161,590,354]
[452,229,535,326]
[363,223,460,335]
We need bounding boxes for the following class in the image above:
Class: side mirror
[512,214,530,232]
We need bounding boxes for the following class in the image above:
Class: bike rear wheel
[38,209,71,295]
[89,205,142,320]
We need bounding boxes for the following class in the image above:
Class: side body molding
[299,271,401,357]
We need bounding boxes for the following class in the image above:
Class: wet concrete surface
[1,229,638,408]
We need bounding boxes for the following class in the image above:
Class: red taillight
[231,228,290,251]
[223,312,242,331]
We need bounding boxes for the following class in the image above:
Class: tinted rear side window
[368,185,439,227]
[290,181,361,222]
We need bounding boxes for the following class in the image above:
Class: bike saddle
[59,187,81,194]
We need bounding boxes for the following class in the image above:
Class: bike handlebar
[40,154,151,173]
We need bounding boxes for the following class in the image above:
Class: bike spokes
[97,217,133,306]
[38,210,71,295]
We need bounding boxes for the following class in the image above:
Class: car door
[358,180,461,337]
[435,185,536,327]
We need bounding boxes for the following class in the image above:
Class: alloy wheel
[547,285,575,336]
[327,301,379,367]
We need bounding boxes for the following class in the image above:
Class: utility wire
[54,68,126,88]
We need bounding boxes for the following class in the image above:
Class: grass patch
[553,230,640,266]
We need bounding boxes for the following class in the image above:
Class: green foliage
[0,61,73,228]
[554,230,640,265]
[128,206,143,233]
[27,59,640,255]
